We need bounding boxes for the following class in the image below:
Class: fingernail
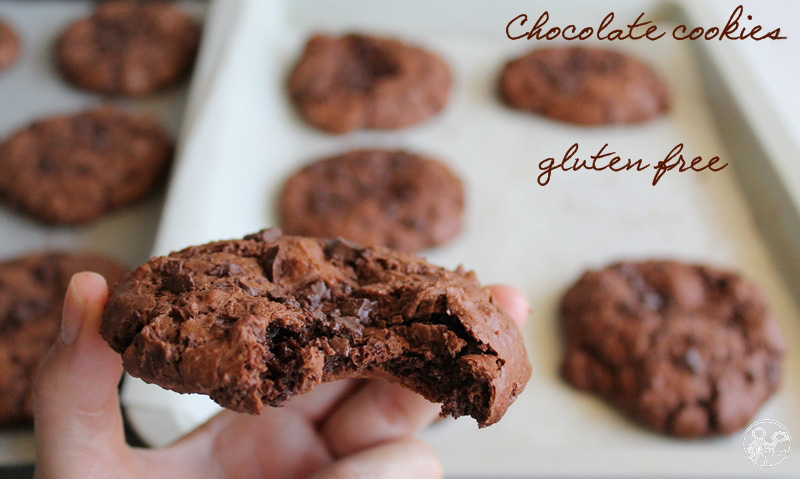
[61,274,87,346]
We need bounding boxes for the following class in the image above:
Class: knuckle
[405,439,444,479]
[373,385,420,432]
[312,462,361,479]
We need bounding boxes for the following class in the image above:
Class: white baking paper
[121,0,800,476]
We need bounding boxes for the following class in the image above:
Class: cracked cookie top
[56,1,200,96]
[278,149,465,252]
[500,47,669,125]
[101,229,531,427]
[0,106,172,225]
[560,260,785,437]
[288,33,452,134]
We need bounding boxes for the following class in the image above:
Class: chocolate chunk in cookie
[288,33,452,134]
[56,1,200,96]
[560,260,785,438]
[0,106,173,225]
[0,18,20,73]
[500,47,669,125]
[279,149,464,252]
[101,229,531,427]
[0,252,126,427]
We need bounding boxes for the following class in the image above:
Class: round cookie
[0,106,173,225]
[279,149,464,252]
[560,260,785,438]
[0,252,126,427]
[0,18,20,73]
[500,47,669,125]
[288,33,452,134]
[56,1,200,96]
[101,229,531,427]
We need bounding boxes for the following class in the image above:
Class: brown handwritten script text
[538,143,728,186]
[508,5,786,42]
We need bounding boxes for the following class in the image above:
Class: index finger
[488,284,530,329]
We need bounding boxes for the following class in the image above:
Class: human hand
[33,272,529,479]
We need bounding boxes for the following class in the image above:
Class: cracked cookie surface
[0,106,172,225]
[101,229,531,427]
[288,33,452,134]
[560,260,785,438]
[279,149,465,252]
[0,252,125,427]
[500,47,669,125]
[56,1,200,96]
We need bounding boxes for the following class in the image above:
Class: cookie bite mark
[101,230,530,427]
[279,149,465,252]
[56,1,200,96]
[500,46,669,125]
[560,260,785,438]
[288,33,452,133]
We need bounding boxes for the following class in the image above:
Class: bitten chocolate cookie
[279,150,464,252]
[0,252,126,427]
[560,260,785,438]
[0,18,20,73]
[288,33,452,134]
[500,47,669,125]
[0,106,173,225]
[56,1,200,96]
[101,229,531,427]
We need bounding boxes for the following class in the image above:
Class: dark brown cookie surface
[500,47,669,125]
[560,260,785,438]
[101,229,531,427]
[288,33,452,134]
[56,1,200,96]
[0,106,173,225]
[0,18,20,73]
[279,150,464,252]
[0,252,126,427]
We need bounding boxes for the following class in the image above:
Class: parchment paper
[121,0,800,476]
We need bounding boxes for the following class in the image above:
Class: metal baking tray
[119,0,800,477]
[5,0,800,476]
[0,0,206,469]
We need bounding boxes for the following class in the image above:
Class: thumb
[33,272,128,477]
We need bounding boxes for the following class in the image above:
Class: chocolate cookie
[279,150,464,252]
[101,229,531,427]
[56,1,200,96]
[500,47,669,125]
[0,106,173,225]
[560,260,785,438]
[288,33,452,134]
[0,252,126,427]
[0,18,20,73]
